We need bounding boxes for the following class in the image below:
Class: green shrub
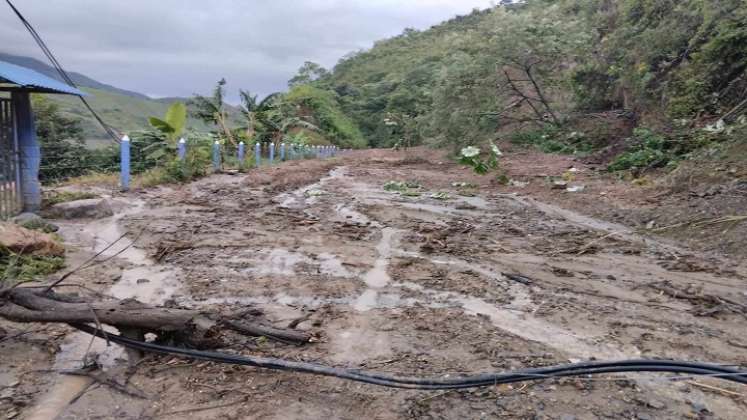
[510,128,593,155]
[608,128,669,171]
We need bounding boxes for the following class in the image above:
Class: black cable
[73,324,747,390]
[5,0,122,143]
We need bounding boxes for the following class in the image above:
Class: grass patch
[0,246,65,286]
[60,172,119,188]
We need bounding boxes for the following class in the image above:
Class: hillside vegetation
[49,87,215,144]
[299,0,747,169]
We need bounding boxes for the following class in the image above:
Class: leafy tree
[288,61,330,87]
[31,95,90,182]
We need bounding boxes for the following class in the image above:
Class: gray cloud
[1,0,494,102]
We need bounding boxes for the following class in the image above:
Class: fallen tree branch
[0,288,313,348]
[223,319,312,345]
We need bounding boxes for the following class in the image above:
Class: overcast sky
[1,0,494,102]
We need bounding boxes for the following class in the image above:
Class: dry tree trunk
[0,288,312,347]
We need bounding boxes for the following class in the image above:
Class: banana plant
[145,102,187,161]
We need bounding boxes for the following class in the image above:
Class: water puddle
[229,248,355,278]
[278,167,347,209]
[334,203,375,226]
[353,227,400,311]
[29,199,183,420]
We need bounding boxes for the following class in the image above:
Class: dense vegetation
[32,0,747,182]
[294,0,747,169]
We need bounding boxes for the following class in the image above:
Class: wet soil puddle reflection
[29,199,183,420]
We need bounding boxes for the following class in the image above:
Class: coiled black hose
[74,324,747,390]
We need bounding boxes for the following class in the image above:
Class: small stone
[136,278,150,284]
[552,181,568,190]
[648,400,665,410]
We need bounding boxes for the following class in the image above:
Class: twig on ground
[61,369,148,399]
[42,232,130,293]
[650,215,747,233]
[686,380,744,398]
[158,397,247,417]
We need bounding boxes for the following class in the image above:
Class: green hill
[310,0,747,157]
[47,87,214,144]
[0,53,227,143]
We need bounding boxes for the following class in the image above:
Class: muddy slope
[1,150,746,419]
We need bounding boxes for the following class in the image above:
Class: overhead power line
[5,0,122,143]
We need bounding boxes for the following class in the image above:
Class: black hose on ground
[73,324,747,390]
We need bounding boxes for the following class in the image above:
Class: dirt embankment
[1,148,746,419]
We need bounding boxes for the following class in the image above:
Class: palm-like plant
[251,93,320,145]
[188,78,236,145]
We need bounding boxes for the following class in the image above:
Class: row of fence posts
[120,136,352,191]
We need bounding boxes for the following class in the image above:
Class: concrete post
[280,143,286,161]
[255,142,261,167]
[11,92,41,211]
[238,141,245,166]
[212,140,221,172]
[120,135,130,192]
[178,138,186,161]
[269,142,275,163]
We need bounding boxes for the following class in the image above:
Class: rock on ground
[0,222,64,257]
[44,198,114,220]
[11,213,59,233]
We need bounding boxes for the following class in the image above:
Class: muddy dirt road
[2,149,746,419]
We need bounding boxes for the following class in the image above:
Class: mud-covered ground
[1,148,746,419]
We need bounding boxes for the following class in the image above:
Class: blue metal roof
[0,60,87,96]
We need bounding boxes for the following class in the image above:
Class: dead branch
[525,65,560,125]
[223,319,312,345]
[0,288,314,348]
[61,368,148,399]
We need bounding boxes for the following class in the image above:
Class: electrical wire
[5,0,122,143]
[73,324,747,390]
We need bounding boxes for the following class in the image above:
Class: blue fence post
[178,137,186,161]
[120,135,130,191]
[255,142,261,167]
[212,140,221,172]
[238,141,245,166]
[12,92,42,211]
[280,143,286,161]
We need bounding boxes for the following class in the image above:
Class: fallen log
[0,288,313,347]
